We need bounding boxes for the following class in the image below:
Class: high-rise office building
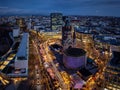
[50,13,63,31]
[104,45,120,90]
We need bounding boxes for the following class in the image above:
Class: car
[36,80,40,85]
[35,65,38,69]
[36,73,39,78]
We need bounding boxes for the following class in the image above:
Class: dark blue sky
[0,0,120,16]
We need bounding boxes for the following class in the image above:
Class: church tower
[62,17,73,50]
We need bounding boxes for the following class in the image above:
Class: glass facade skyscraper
[51,13,63,31]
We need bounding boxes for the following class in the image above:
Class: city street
[30,32,55,90]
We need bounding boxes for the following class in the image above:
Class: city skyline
[0,0,120,17]
[0,9,120,89]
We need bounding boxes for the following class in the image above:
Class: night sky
[0,0,120,16]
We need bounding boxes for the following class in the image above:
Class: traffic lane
[30,33,46,89]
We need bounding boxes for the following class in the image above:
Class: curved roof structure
[64,48,86,57]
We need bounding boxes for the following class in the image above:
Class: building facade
[14,33,29,77]
[63,48,87,69]
[104,45,120,90]
[51,13,63,31]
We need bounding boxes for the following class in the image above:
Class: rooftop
[64,48,86,57]
[95,35,120,46]
[16,33,28,59]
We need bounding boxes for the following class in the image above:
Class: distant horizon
[0,13,120,18]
